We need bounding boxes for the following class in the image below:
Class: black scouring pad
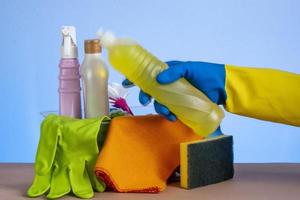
[180,135,234,189]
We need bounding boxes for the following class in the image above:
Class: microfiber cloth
[94,115,203,193]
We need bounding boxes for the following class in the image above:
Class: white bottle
[80,39,109,118]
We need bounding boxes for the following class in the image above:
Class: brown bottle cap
[84,39,102,53]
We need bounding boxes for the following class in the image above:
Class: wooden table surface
[0,163,300,200]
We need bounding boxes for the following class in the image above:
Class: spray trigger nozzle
[61,26,78,58]
[62,26,77,45]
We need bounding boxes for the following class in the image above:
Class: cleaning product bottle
[80,39,109,118]
[99,31,224,137]
[58,26,81,118]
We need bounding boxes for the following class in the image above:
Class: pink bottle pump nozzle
[61,26,78,58]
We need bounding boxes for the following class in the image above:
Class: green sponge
[180,135,234,189]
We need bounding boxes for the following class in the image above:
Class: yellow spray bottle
[99,31,224,137]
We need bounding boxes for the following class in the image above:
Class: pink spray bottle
[58,26,81,118]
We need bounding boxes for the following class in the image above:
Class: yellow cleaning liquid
[100,32,224,137]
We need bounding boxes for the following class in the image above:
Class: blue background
[1,0,299,163]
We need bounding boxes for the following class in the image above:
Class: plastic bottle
[58,26,81,118]
[100,31,224,137]
[80,39,109,118]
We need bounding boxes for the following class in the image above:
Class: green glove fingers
[90,171,106,192]
[60,116,109,198]
[69,162,94,199]
[27,171,51,197]
[47,163,71,199]
[28,115,60,197]
[86,159,106,192]
[35,115,64,175]
[86,117,109,193]
[88,117,109,192]
[34,115,57,175]
[28,115,110,199]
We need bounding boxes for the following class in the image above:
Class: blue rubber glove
[122,61,226,136]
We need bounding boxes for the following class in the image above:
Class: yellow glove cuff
[225,64,300,126]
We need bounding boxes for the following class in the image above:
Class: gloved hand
[123,61,226,136]
[27,114,110,199]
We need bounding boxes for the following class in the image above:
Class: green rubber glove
[27,114,110,199]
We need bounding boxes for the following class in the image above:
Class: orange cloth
[95,115,203,193]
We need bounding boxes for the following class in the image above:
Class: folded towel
[95,115,203,193]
